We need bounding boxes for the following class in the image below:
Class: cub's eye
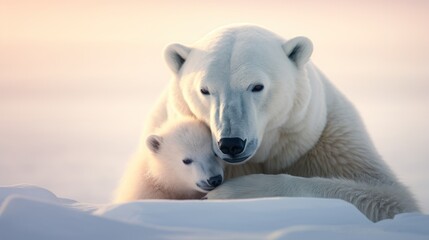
[182,158,193,165]
[200,88,210,95]
[251,84,264,92]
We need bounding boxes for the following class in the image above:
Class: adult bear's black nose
[218,138,246,155]
[207,175,223,187]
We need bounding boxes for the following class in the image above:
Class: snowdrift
[0,185,428,240]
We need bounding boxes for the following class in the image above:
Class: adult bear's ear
[282,37,313,68]
[164,43,192,74]
[146,135,163,153]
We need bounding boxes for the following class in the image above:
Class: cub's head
[164,25,313,164]
[146,118,224,193]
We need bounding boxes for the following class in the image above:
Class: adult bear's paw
[205,174,292,199]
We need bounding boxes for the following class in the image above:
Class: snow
[1,185,428,240]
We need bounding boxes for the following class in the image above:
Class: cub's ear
[282,36,313,68]
[146,135,163,153]
[164,43,192,74]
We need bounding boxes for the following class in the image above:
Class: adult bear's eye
[251,84,264,92]
[182,158,193,165]
[200,88,210,95]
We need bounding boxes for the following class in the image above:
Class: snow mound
[0,185,428,240]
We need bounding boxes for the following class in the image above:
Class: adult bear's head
[164,25,313,164]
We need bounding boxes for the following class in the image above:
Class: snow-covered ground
[1,185,428,240]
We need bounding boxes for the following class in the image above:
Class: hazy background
[1,0,428,212]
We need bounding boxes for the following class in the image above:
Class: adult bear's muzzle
[218,137,246,156]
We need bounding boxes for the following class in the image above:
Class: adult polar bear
[146,24,419,221]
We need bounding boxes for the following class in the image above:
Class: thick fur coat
[121,24,419,221]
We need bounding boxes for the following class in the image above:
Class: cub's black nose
[207,175,223,187]
[218,138,246,155]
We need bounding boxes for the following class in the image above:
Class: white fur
[114,118,223,202]
[132,24,420,221]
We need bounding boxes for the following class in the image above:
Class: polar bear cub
[114,117,224,202]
